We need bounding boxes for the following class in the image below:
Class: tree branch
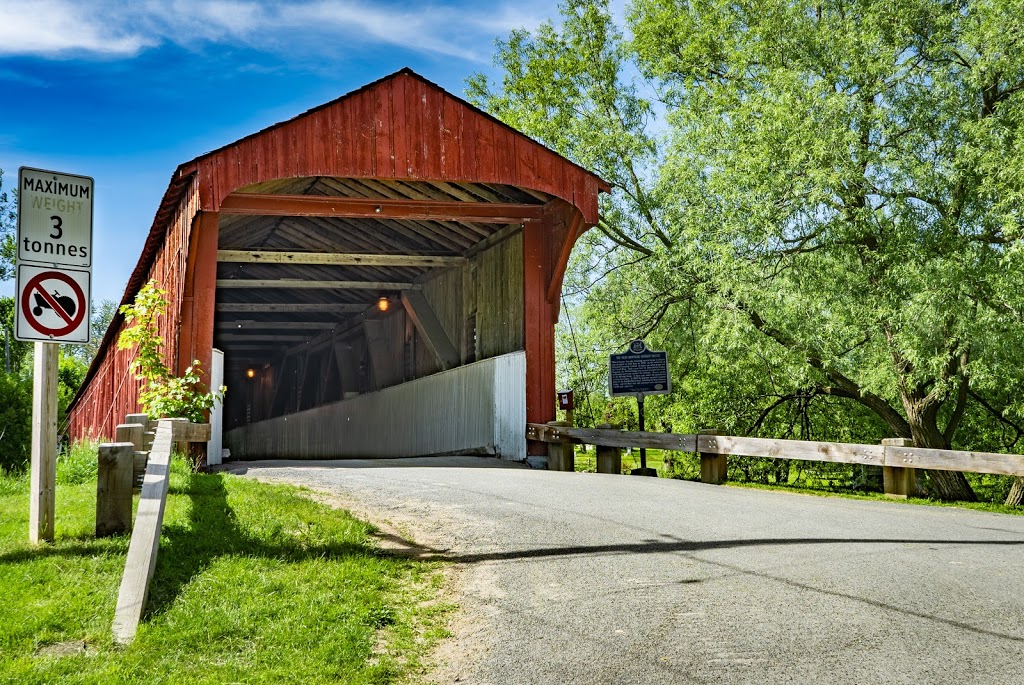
[943,351,970,444]
[967,391,1023,449]
[596,218,654,256]
[735,300,912,436]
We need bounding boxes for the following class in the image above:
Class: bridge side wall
[223,351,526,460]
[68,177,200,441]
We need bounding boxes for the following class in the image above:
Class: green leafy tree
[57,351,88,425]
[0,169,16,281]
[118,280,223,423]
[0,372,32,473]
[65,298,118,365]
[472,0,1024,502]
[0,297,31,376]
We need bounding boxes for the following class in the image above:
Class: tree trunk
[903,400,977,502]
[925,469,977,502]
[1006,478,1024,507]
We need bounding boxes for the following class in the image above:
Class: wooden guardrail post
[116,422,145,453]
[546,421,574,472]
[96,442,135,537]
[882,438,917,498]
[127,414,155,452]
[698,429,727,484]
[595,424,622,474]
[119,418,149,489]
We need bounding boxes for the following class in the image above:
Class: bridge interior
[215,176,543,432]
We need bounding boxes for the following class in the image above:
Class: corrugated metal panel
[224,351,525,460]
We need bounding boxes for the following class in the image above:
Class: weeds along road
[226,458,1024,685]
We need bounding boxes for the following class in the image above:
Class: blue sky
[0,0,558,306]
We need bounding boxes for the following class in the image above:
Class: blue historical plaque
[609,340,671,397]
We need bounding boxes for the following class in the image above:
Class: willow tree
[471,0,1024,502]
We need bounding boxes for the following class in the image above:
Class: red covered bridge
[68,69,608,462]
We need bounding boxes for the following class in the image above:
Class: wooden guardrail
[527,423,1024,497]
[107,417,211,645]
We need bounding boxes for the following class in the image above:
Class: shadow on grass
[0,539,127,564]
[145,471,383,618]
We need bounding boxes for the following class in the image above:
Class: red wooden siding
[68,177,200,440]
[188,71,604,222]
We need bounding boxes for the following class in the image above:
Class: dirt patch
[35,640,89,658]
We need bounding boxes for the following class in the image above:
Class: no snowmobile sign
[15,264,91,343]
[15,167,93,343]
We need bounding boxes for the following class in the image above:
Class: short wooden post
[698,429,727,485]
[546,421,574,472]
[116,423,145,453]
[882,438,917,498]
[595,423,622,474]
[96,443,135,537]
[127,414,155,452]
[117,422,147,489]
[125,413,150,430]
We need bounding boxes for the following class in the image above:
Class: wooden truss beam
[216,250,466,268]
[216,279,419,290]
[215,321,339,330]
[401,290,460,370]
[216,303,367,313]
[219,193,544,223]
[216,334,311,342]
[215,345,284,351]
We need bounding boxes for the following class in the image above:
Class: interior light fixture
[377,296,389,312]
[246,368,255,379]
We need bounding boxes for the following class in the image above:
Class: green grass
[573,446,676,475]
[722,479,1024,516]
[0,458,451,684]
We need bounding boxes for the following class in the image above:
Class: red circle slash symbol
[21,271,87,338]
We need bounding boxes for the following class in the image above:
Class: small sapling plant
[118,279,224,423]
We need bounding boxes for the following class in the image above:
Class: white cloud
[0,1,151,56]
[0,0,551,62]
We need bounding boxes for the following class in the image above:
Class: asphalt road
[224,458,1024,685]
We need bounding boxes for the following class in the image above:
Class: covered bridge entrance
[68,69,608,461]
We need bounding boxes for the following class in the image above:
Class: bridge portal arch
[68,69,608,460]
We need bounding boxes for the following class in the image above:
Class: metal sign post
[609,339,671,477]
[637,393,647,470]
[16,167,94,543]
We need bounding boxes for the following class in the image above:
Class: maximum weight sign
[18,167,93,268]
[16,264,91,343]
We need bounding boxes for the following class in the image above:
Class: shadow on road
[414,535,1024,565]
[382,532,1024,645]
[220,456,528,472]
